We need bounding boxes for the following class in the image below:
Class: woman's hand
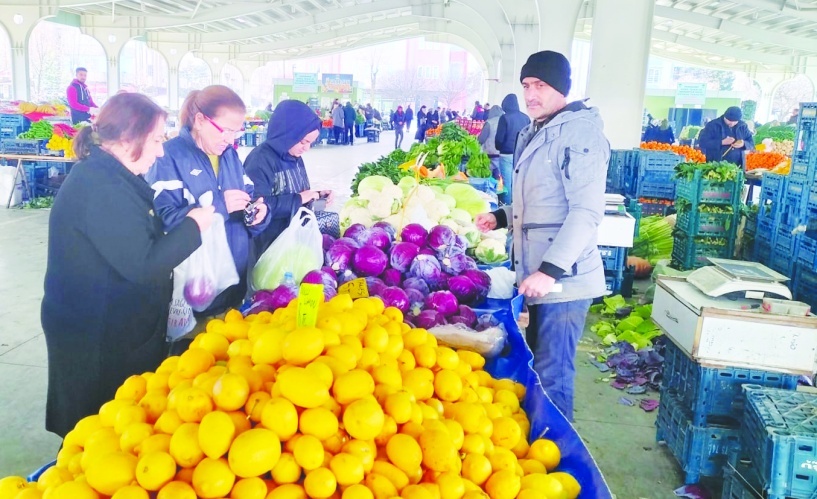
[250,197,268,226]
[322,190,335,206]
[300,190,320,204]
[187,205,216,231]
[224,189,251,213]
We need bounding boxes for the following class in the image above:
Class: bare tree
[28,23,63,102]
[771,75,814,122]
[434,70,483,110]
[369,47,384,104]
[379,69,428,104]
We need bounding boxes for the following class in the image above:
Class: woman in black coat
[41,93,213,437]
[244,100,327,258]
[414,105,428,142]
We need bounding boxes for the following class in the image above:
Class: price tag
[338,278,369,299]
[296,283,324,328]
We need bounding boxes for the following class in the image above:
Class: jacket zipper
[522,223,562,233]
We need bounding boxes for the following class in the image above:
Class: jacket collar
[90,147,154,201]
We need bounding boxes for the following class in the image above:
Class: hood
[487,106,504,120]
[71,79,88,88]
[501,94,520,113]
[345,102,354,109]
[541,100,603,130]
[266,100,321,155]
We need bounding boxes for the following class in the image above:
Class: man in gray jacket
[475,51,610,421]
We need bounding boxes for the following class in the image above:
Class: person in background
[405,105,414,132]
[331,102,345,145]
[364,104,374,123]
[698,106,755,167]
[439,107,448,124]
[392,105,406,150]
[495,93,531,205]
[265,102,273,113]
[244,100,328,257]
[446,108,454,121]
[428,107,441,129]
[67,67,99,124]
[344,101,357,146]
[415,105,428,142]
[656,119,675,144]
[42,93,214,437]
[482,103,492,121]
[477,103,504,180]
[147,85,270,327]
[475,51,609,421]
[471,101,484,120]
[787,108,799,125]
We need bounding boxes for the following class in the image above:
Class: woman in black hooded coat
[244,100,325,258]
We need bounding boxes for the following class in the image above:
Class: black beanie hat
[520,51,572,96]
[724,106,742,121]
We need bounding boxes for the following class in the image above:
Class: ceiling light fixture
[12,14,23,25]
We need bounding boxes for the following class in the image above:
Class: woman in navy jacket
[147,86,270,318]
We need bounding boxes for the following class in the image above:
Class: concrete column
[538,0,584,57]
[587,0,655,148]
[754,72,790,123]
[168,65,180,111]
[152,44,186,111]
[2,7,43,101]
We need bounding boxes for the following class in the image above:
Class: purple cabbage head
[373,221,397,241]
[400,223,428,247]
[259,283,298,311]
[337,270,358,285]
[324,286,338,302]
[302,269,338,290]
[418,247,436,257]
[364,276,387,297]
[322,233,336,252]
[381,286,410,313]
[425,290,459,317]
[409,254,442,282]
[406,288,425,315]
[427,225,457,251]
[352,245,389,277]
[403,277,430,296]
[326,241,356,273]
[448,315,474,328]
[184,277,216,311]
[343,223,367,242]
[460,269,491,304]
[414,309,447,329]
[335,237,361,249]
[321,265,337,277]
[440,252,475,275]
[390,242,420,273]
[457,305,477,326]
[345,224,391,251]
[426,273,450,292]
[447,275,479,305]
[381,268,403,287]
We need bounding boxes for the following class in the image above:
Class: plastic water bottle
[283,272,296,287]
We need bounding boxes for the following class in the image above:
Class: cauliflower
[425,199,451,223]
[448,208,472,225]
[475,238,508,264]
[415,185,436,204]
[341,206,374,228]
[381,185,404,201]
[436,193,457,210]
[368,196,397,220]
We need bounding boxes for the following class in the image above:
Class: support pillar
[538,0,584,57]
[4,6,43,101]
[587,0,654,148]
[754,72,789,123]
[152,43,187,111]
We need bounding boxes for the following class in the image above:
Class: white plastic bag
[167,265,196,341]
[428,323,507,357]
[252,207,323,291]
[486,267,516,299]
[179,212,239,313]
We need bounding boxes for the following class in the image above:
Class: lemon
[518,459,546,475]
[115,375,148,402]
[251,329,287,365]
[114,404,148,435]
[80,427,120,471]
[305,362,334,389]
[228,428,281,478]
[139,391,169,424]
[303,468,336,499]
[175,387,213,423]
[137,433,172,457]
[462,454,492,485]
[299,408,339,441]
[371,461,409,491]
[211,373,250,412]
[154,410,183,435]
[119,422,153,453]
[177,348,215,378]
[401,485,435,499]
[192,457,235,498]
[85,451,137,496]
[342,440,376,473]
[385,433,422,474]
[156,481,197,499]
[110,485,149,499]
[198,410,236,459]
[35,466,72,492]
[169,422,204,468]
[282,327,325,365]
[489,448,518,474]
[343,397,385,440]
[462,434,486,455]
[333,369,375,404]
[527,439,561,471]
[0,477,28,499]
[490,417,522,450]
[266,484,307,499]
[49,481,100,499]
[485,470,520,499]
[135,451,176,491]
[244,392,271,423]
[493,390,520,414]
[403,368,435,401]
[341,483,374,499]
[549,472,581,499]
[435,472,466,499]
[384,392,413,424]
[419,429,458,472]
[434,370,463,402]
[362,325,389,353]
[328,453,364,486]
[292,435,324,471]
[261,397,299,440]
[276,367,331,408]
[271,452,302,485]
[363,473,397,499]
[230,477,268,499]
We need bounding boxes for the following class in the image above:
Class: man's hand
[475,213,497,233]
[722,137,736,146]
[519,272,557,299]
[250,197,268,226]
[733,139,745,149]
[224,189,251,213]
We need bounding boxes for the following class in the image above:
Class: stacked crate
[671,169,743,270]
[656,341,799,485]
[0,114,30,141]
[606,149,684,213]
[723,386,817,498]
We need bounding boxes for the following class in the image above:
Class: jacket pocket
[522,224,561,277]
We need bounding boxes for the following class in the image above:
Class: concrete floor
[0,131,688,497]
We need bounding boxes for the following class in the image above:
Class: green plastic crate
[676,170,744,206]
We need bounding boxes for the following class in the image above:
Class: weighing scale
[685,258,792,300]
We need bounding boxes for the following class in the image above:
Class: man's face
[724,119,738,128]
[522,77,564,121]
[76,70,87,83]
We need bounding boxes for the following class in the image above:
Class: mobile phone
[243,199,261,225]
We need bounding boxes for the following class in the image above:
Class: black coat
[698,117,755,166]
[405,107,414,123]
[343,103,356,128]
[245,100,318,259]
[495,94,531,154]
[42,148,201,437]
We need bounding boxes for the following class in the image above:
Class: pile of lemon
[0,295,580,499]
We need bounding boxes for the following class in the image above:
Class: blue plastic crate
[740,385,817,499]
[604,272,623,295]
[598,245,627,274]
[795,265,817,304]
[676,208,738,237]
[796,236,817,272]
[655,392,741,484]
[623,150,683,200]
[769,245,797,277]
[760,173,786,200]
[671,233,734,271]
[626,198,642,236]
[721,458,764,499]
[755,217,775,246]
[808,183,817,213]
[788,158,817,183]
[638,198,673,216]
[661,340,799,428]
[0,113,30,140]
[744,215,757,236]
[676,170,744,206]
[606,149,631,194]
[1,138,41,155]
[753,239,772,266]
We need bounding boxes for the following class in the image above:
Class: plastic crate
[808,183,817,213]
[661,340,799,428]
[1,138,41,155]
[671,233,734,270]
[0,114,31,140]
[797,236,817,272]
[721,459,764,499]
[607,149,630,194]
[468,177,498,195]
[623,150,683,200]
[604,272,623,295]
[788,158,817,183]
[795,264,817,303]
[744,214,757,236]
[655,393,741,484]
[675,208,738,237]
[626,198,642,236]
[639,198,673,216]
[755,217,775,246]
[598,245,627,274]
[753,240,772,266]
[740,385,817,498]
[760,173,786,200]
[676,170,744,206]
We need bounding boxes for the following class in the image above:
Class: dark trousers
[395,128,404,149]
[345,125,354,145]
[333,126,344,144]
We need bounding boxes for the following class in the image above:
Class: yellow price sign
[338,278,369,299]
[296,283,324,328]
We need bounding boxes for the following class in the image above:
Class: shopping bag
[179,213,239,313]
[252,207,323,291]
[315,211,340,238]
[167,265,196,341]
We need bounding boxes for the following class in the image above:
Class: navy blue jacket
[698,117,755,166]
[495,94,531,155]
[146,127,270,315]
[406,107,414,123]
[343,103,357,128]
[245,100,320,258]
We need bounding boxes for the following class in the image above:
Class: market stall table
[0,153,74,208]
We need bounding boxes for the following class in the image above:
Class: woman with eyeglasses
[146,85,270,327]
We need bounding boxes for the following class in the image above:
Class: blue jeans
[527,299,593,421]
[498,154,514,205]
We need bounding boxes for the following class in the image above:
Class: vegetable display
[673,161,741,182]
[18,120,53,140]
[745,151,787,172]
[640,142,706,163]
[629,216,674,265]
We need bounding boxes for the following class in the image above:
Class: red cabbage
[425,290,459,317]
[365,277,386,297]
[400,224,428,247]
[184,277,217,311]
[335,237,361,249]
[322,234,336,252]
[322,265,337,277]
[390,242,420,273]
[440,252,474,275]
[326,241,356,273]
[381,287,410,313]
[360,227,392,251]
[353,245,389,277]
[381,268,403,287]
[373,221,397,241]
[460,269,491,303]
[418,247,436,257]
[457,305,477,326]
[405,288,425,315]
[337,270,358,285]
[343,224,367,242]
[255,283,298,311]
[324,286,337,301]
[426,273,450,291]
[415,309,447,329]
[447,275,479,305]
[428,225,457,251]
[302,269,338,289]
[409,254,441,281]
[449,316,474,328]
[403,277,430,295]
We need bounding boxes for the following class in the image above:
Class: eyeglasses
[205,115,244,140]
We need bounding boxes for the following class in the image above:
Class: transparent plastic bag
[179,212,239,313]
[252,207,323,291]
[428,323,507,358]
[167,263,195,341]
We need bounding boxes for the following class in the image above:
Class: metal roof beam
[652,29,798,67]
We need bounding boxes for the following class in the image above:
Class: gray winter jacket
[497,102,610,304]
[332,106,345,128]
[478,106,505,156]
